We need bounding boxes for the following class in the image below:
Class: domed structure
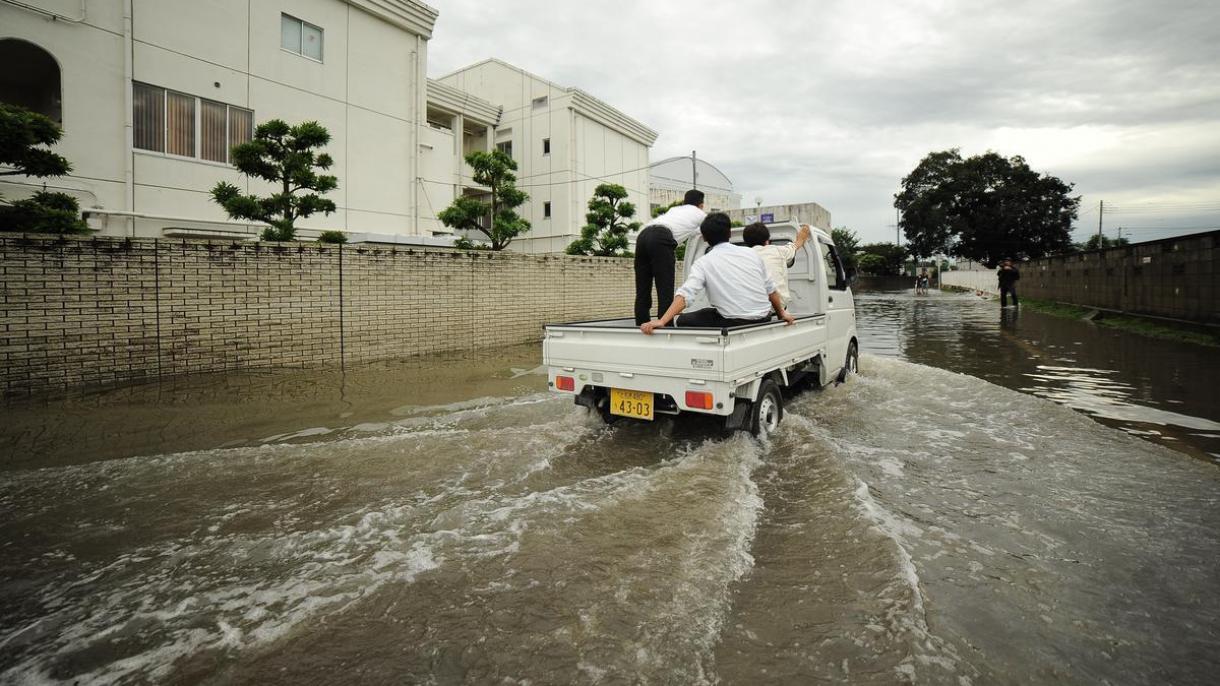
[649,156,741,214]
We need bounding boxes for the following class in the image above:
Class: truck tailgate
[543,315,828,384]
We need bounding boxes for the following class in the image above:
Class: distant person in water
[916,268,930,295]
[998,259,1020,307]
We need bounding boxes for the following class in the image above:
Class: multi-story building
[649,156,741,215]
[0,0,448,242]
[436,59,658,253]
[1,4,658,251]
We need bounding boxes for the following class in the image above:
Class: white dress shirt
[647,204,707,244]
[752,243,798,306]
[676,242,777,319]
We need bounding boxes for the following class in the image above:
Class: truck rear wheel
[749,379,783,436]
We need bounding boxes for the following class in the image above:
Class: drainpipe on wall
[122,0,134,235]
[412,34,422,236]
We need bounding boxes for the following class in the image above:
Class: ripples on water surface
[856,287,1220,461]
[2,289,1219,684]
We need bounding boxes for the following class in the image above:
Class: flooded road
[2,289,1219,684]
[856,287,1220,461]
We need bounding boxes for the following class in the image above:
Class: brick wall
[1,235,658,394]
[940,230,1219,323]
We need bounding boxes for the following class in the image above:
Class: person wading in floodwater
[998,258,1020,307]
[634,189,706,325]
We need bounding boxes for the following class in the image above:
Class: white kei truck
[542,222,859,436]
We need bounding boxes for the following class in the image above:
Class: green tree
[831,226,860,273]
[0,103,71,178]
[1078,234,1130,251]
[210,119,338,242]
[858,242,908,275]
[895,149,1079,266]
[0,104,87,234]
[566,183,639,256]
[438,150,530,251]
[317,230,348,244]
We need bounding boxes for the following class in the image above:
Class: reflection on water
[855,286,1220,461]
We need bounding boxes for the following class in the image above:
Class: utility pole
[691,150,697,190]
[1097,199,1104,244]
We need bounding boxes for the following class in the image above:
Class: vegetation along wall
[940,230,1219,324]
[1,235,655,394]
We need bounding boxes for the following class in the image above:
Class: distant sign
[760,213,774,223]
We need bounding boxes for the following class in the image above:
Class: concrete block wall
[939,230,1219,323]
[1,235,656,394]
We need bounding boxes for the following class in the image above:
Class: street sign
[760,213,774,222]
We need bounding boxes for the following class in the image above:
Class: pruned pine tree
[211,119,338,242]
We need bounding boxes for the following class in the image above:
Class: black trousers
[1000,286,1019,307]
[634,225,677,325]
[676,307,771,329]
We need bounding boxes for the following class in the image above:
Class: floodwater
[2,289,1219,684]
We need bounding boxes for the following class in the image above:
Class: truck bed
[543,314,829,387]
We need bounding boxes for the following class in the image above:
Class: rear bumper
[548,368,736,416]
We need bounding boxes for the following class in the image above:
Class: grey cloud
[428,0,1220,244]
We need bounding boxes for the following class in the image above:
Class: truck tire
[836,341,859,384]
[749,379,783,436]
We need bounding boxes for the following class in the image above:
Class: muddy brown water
[2,287,1218,684]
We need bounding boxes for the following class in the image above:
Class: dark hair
[700,212,732,246]
[742,222,769,247]
[683,189,705,206]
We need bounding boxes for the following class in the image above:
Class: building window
[281,14,323,61]
[532,96,548,108]
[542,138,550,155]
[544,201,551,219]
[496,140,513,158]
[133,82,253,164]
[0,39,62,123]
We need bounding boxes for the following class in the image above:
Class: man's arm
[794,224,812,251]
[770,291,796,325]
[641,295,687,335]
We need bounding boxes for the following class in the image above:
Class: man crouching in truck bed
[640,213,796,335]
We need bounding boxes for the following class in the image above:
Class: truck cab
[543,221,858,435]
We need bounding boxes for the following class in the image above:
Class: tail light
[685,390,713,409]
[555,375,575,391]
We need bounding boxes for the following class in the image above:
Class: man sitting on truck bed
[640,213,796,335]
[742,221,812,309]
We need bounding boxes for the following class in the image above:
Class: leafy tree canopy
[566,183,639,256]
[831,226,860,272]
[0,104,86,234]
[1077,234,1130,251]
[858,242,908,275]
[895,149,1079,266]
[0,103,72,178]
[211,119,338,242]
[438,150,530,251]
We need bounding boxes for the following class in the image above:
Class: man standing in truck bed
[634,190,706,325]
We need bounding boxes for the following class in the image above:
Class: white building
[649,156,741,215]
[0,0,448,242]
[437,59,658,253]
[726,202,832,231]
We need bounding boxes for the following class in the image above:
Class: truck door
[818,239,854,368]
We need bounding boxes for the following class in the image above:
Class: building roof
[426,79,501,125]
[438,58,659,146]
[344,0,438,38]
[650,156,736,194]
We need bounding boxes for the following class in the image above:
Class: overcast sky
[427,0,1220,245]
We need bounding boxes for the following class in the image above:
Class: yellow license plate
[610,388,654,421]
